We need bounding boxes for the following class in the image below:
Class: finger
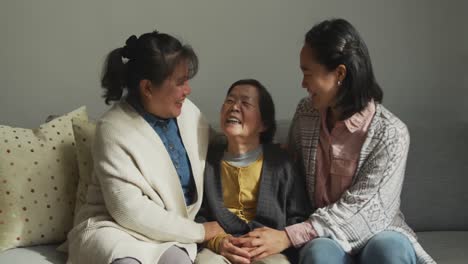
[231,236,253,246]
[236,237,265,248]
[225,253,251,264]
[249,246,267,258]
[247,230,261,238]
[229,236,243,246]
[241,247,257,252]
[244,238,263,248]
[226,243,251,259]
[231,240,245,248]
[238,238,260,248]
[252,252,270,261]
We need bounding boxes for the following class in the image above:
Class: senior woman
[66,30,222,264]
[195,79,310,264]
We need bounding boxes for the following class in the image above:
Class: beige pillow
[0,107,87,251]
[71,118,96,226]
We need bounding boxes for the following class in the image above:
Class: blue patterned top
[129,100,195,205]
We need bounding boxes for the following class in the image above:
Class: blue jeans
[299,231,416,264]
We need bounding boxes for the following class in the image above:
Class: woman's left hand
[230,227,292,260]
[202,221,225,241]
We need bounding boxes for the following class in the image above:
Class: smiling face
[300,44,342,111]
[140,61,191,118]
[220,84,265,145]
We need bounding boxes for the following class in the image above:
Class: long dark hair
[101,30,198,104]
[305,18,383,119]
[227,79,276,144]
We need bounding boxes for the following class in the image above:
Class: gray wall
[0,0,466,127]
[462,1,468,122]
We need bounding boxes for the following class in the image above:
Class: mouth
[176,99,185,106]
[225,116,242,125]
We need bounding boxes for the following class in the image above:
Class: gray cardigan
[196,143,310,236]
[289,97,435,263]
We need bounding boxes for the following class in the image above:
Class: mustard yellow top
[206,155,264,253]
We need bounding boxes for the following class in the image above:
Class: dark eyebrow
[227,94,254,102]
[240,95,253,101]
[177,76,188,82]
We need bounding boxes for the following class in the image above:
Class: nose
[301,76,307,89]
[183,81,191,95]
[230,101,241,112]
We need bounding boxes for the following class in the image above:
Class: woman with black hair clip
[232,19,435,264]
[66,30,223,264]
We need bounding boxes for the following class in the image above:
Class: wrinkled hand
[230,227,292,261]
[203,221,224,241]
[219,236,251,264]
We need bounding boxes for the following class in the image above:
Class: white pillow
[0,107,87,251]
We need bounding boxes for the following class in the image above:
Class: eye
[242,101,253,107]
[225,98,234,104]
[177,77,189,86]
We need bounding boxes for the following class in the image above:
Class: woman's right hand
[202,221,224,241]
[219,236,251,264]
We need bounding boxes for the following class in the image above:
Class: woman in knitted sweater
[231,19,435,264]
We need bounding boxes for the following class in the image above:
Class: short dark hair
[305,18,383,119]
[101,30,198,104]
[227,79,276,144]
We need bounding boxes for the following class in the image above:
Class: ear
[139,79,153,99]
[335,64,347,83]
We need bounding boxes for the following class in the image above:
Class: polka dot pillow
[0,106,87,251]
[70,118,96,226]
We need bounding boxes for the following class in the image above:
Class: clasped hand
[219,227,292,264]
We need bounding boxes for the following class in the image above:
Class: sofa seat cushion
[417,231,468,264]
[0,244,66,264]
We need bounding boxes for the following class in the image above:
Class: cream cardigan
[67,99,210,264]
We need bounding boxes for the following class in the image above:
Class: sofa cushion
[0,244,66,264]
[0,107,87,251]
[402,122,468,231]
[417,231,468,264]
